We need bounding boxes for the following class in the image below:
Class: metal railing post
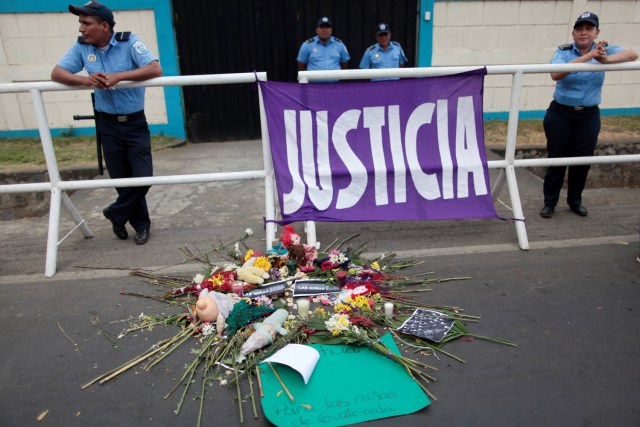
[31,88,93,276]
[257,77,277,251]
[502,71,529,250]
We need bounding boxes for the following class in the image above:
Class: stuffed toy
[267,239,288,258]
[280,225,318,273]
[236,257,270,285]
[238,309,289,361]
[195,289,241,334]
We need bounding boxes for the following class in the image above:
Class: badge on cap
[133,41,148,54]
[321,17,329,23]
[379,24,387,31]
[87,54,97,62]
[580,12,592,19]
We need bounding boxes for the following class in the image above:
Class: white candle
[384,302,394,319]
[297,299,310,320]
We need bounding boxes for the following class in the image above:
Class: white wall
[0,10,166,133]
[432,0,640,112]
[1,1,639,134]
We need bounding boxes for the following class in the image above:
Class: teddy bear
[238,309,289,361]
[195,289,241,334]
[236,257,270,285]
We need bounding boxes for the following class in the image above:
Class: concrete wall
[0,0,638,137]
[431,0,640,116]
[0,9,167,134]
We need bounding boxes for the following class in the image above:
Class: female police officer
[540,12,637,219]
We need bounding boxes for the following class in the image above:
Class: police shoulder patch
[333,37,343,43]
[367,44,376,51]
[558,43,572,50]
[115,31,131,42]
[306,38,314,43]
[391,41,400,46]
[132,41,148,55]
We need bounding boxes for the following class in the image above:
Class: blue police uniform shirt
[57,32,158,114]
[359,41,407,81]
[359,41,407,69]
[297,36,350,71]
[550,42,623,107]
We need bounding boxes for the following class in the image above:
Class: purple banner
[259,69,498,223]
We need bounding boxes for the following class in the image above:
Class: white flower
[325,313,351,335]
[219,379,228,386]
[193,273,204,284]
[223,263,237,272]
[138,312,144,319]
[234,242,240,255]
[329,251,347,264]
[201,323,215,337]
[245,228,254,236]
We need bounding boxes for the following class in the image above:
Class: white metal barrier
[299,62,640,251]
[0,73,278,277]
[1,63,639,276]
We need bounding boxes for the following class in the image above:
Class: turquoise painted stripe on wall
[485,107,640,121]
[418,0,435,67]
[0,0,186,140]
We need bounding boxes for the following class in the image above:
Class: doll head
[281,225,301,248]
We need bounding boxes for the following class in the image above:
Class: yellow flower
[207,273,224,287]
[334,303,352,313]
[244,249,255,261]
[254,256,271,272]
[371,261,380,270]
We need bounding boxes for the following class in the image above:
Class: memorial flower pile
[84,228,515,425]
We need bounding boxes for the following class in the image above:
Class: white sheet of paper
[261,344,320,385]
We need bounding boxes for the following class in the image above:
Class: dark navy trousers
[98,112,153,231]
[542,101,600,209]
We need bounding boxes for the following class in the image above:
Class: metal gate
[172,0,419,142]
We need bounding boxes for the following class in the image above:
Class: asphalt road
[1,141,639,426]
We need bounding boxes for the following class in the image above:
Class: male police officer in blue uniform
[297,17,350,74]
[359,23,407,80]
[51,1,162,245]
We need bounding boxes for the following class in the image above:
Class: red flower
[350,315,375,327]
[321,260,336,271]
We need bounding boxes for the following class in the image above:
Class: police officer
[297,17,350,75]
[539,12,637,219]
[51,1,162,244]
[359,23,407,80]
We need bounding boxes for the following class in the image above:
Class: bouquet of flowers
[83,227,515,425]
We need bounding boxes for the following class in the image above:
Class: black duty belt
[98,110,145,122]
[552,100,598,111]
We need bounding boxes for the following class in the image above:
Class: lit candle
[297,299,310,320]
[384,302,394,319]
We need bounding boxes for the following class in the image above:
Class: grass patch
[0,116,636,170]
[0,134,181,171]
[484,115,640,147]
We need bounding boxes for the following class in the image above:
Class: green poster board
[259,333,430,426]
